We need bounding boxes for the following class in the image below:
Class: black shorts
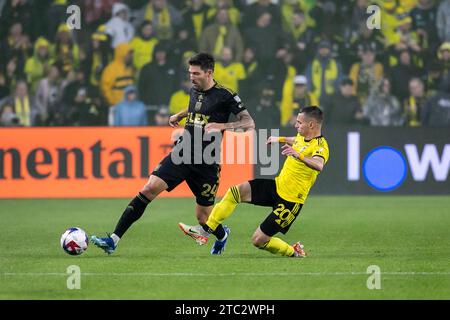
[249,179,303,236]
[152,154,221,206]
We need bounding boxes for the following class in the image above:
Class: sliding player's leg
[251,227,305,257]
[252,199,306,258]
[178,181,251,251]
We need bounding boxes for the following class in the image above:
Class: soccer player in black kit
[91,53,255,254]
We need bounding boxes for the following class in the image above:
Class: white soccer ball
[60,227,89,255]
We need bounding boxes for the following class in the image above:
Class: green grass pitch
[1,196,449,299]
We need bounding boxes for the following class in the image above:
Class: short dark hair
[188,52,215,72]
[299,106,324,123]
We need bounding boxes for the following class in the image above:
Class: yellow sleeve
[311,141,329,163]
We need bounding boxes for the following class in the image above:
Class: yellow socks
[261,237,295,257]
[206,186,240,231]
[205,186,296,257]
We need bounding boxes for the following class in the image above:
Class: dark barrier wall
[255,126,450,195]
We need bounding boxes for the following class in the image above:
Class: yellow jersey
[169,90,189,126]
[129,36,159,70]
[214,62,246,93]
[275,134,329,204]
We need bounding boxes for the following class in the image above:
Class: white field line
[2,272,450,277]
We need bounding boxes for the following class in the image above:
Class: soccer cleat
[210,226,231,255]
[90,234,116,254]
[292,241,307,258]
[178,222,210,245]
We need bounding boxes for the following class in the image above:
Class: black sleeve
[226,92,247,115]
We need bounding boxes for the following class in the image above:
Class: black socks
[202,223,226,240]
[113,192,150,238]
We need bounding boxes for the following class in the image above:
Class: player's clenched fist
[169,115,180,127]
[266,136,280,144]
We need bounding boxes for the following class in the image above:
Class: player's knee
[238,182,251,203]
[140,183,160,200]
[251,234,265,248]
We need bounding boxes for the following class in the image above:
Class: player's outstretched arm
[281,144,325,171]
[205,110,255,132]
[169,108,188,127]
[224,110,255,131]
[266,136,296,145]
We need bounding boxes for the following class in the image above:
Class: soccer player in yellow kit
[179,106,329,257]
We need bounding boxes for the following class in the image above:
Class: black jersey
[176,81,246,163]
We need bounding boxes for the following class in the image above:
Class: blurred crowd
[0,0,450,128]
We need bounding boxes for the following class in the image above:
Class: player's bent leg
[205,183,247,231]
[206,182,251,254]
[194,184,242,251]
[113,174,168,238]
[196,203,228,240]
[251,227,271,248]
[204,182,250,254]
[91,175,169,254]
[252,227,303,257]
[179,182,252,251]
[178,182,248,248]
[140,174,169,200]
[237,181,252,203]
